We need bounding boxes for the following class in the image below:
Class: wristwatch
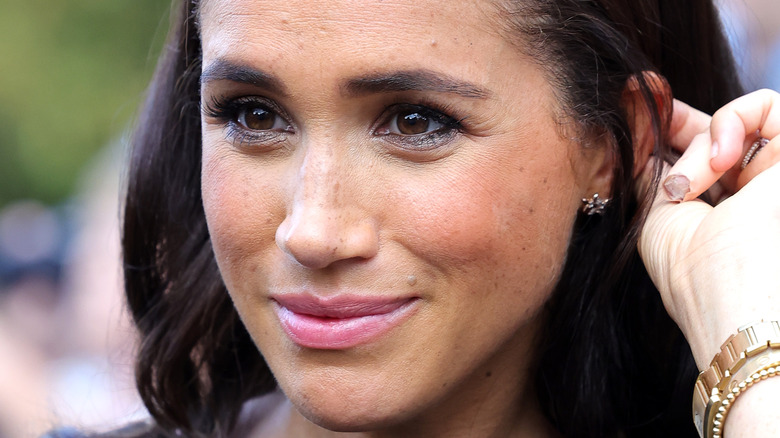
[692,320,780,438]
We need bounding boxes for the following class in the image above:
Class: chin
[284,378,425,433]
[296,399,413,432]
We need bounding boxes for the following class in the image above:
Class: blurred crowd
[0,146,145,437]
[0,1,777,437]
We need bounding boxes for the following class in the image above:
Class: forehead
[198,0,508,63]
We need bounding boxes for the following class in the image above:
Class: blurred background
[0,1,169,436]
[0,1,777,437]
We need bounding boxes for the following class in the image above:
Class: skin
[198,0,612,436]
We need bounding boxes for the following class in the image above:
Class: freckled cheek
[395,181,527,257]
[392,165,576,290]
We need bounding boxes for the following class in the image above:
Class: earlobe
[622,72,673,178]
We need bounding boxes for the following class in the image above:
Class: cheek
[201,151,283,289]
[387,153,580,296]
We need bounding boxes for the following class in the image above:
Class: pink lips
[271,294,418,349]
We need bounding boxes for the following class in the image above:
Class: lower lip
[273,299,418,350]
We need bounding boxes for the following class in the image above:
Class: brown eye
[240,106,278,130]
[397,111,431,135]
[374,104,461,151]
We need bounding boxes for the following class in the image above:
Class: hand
[637,89,780,369]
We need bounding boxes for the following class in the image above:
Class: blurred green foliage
[0,1,171,207]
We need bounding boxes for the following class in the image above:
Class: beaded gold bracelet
[692,320,780,438]
[710,363,780,438]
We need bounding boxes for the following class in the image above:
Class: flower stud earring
[581,193,610,216]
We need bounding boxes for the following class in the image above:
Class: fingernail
[710,141,719,159]
[663,174,690,202]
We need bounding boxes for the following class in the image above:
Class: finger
[737,137,780,189]
[663,90,780,201]
[668,99,712,154]
[664,100,722,202]
[637,157,711,309]
[710,89,780,172]
[663,130,720,202]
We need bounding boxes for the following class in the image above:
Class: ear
[581,136,616,201]
[622,72,672,178]
[580,72,671,201]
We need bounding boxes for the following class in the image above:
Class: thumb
[637,157,711,316]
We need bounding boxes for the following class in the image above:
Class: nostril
[275,209,379,269]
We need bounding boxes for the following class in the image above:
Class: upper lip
[270,293,416,319]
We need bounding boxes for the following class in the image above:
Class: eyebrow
[200,59,490,100]
[200,59,289,95]
[343,70,490,99]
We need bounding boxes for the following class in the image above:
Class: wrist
[685,311,776,371]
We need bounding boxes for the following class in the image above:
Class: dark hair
[121,0,743,436]
[500,2,742,437]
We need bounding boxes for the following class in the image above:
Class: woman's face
[199,0,611,432]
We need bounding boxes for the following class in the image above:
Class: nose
[275,146,379,269]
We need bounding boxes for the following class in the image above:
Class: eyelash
[202,96,464,152]
[203,96,293,148]
[374,102,463,151]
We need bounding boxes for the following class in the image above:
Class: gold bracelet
[711,363,780,437]
[692,320,780,438]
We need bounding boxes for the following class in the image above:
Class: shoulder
[41,421,164,438]
[40,428,87,438]
[43,392,287,438]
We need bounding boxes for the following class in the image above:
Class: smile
[271,294,420,349]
